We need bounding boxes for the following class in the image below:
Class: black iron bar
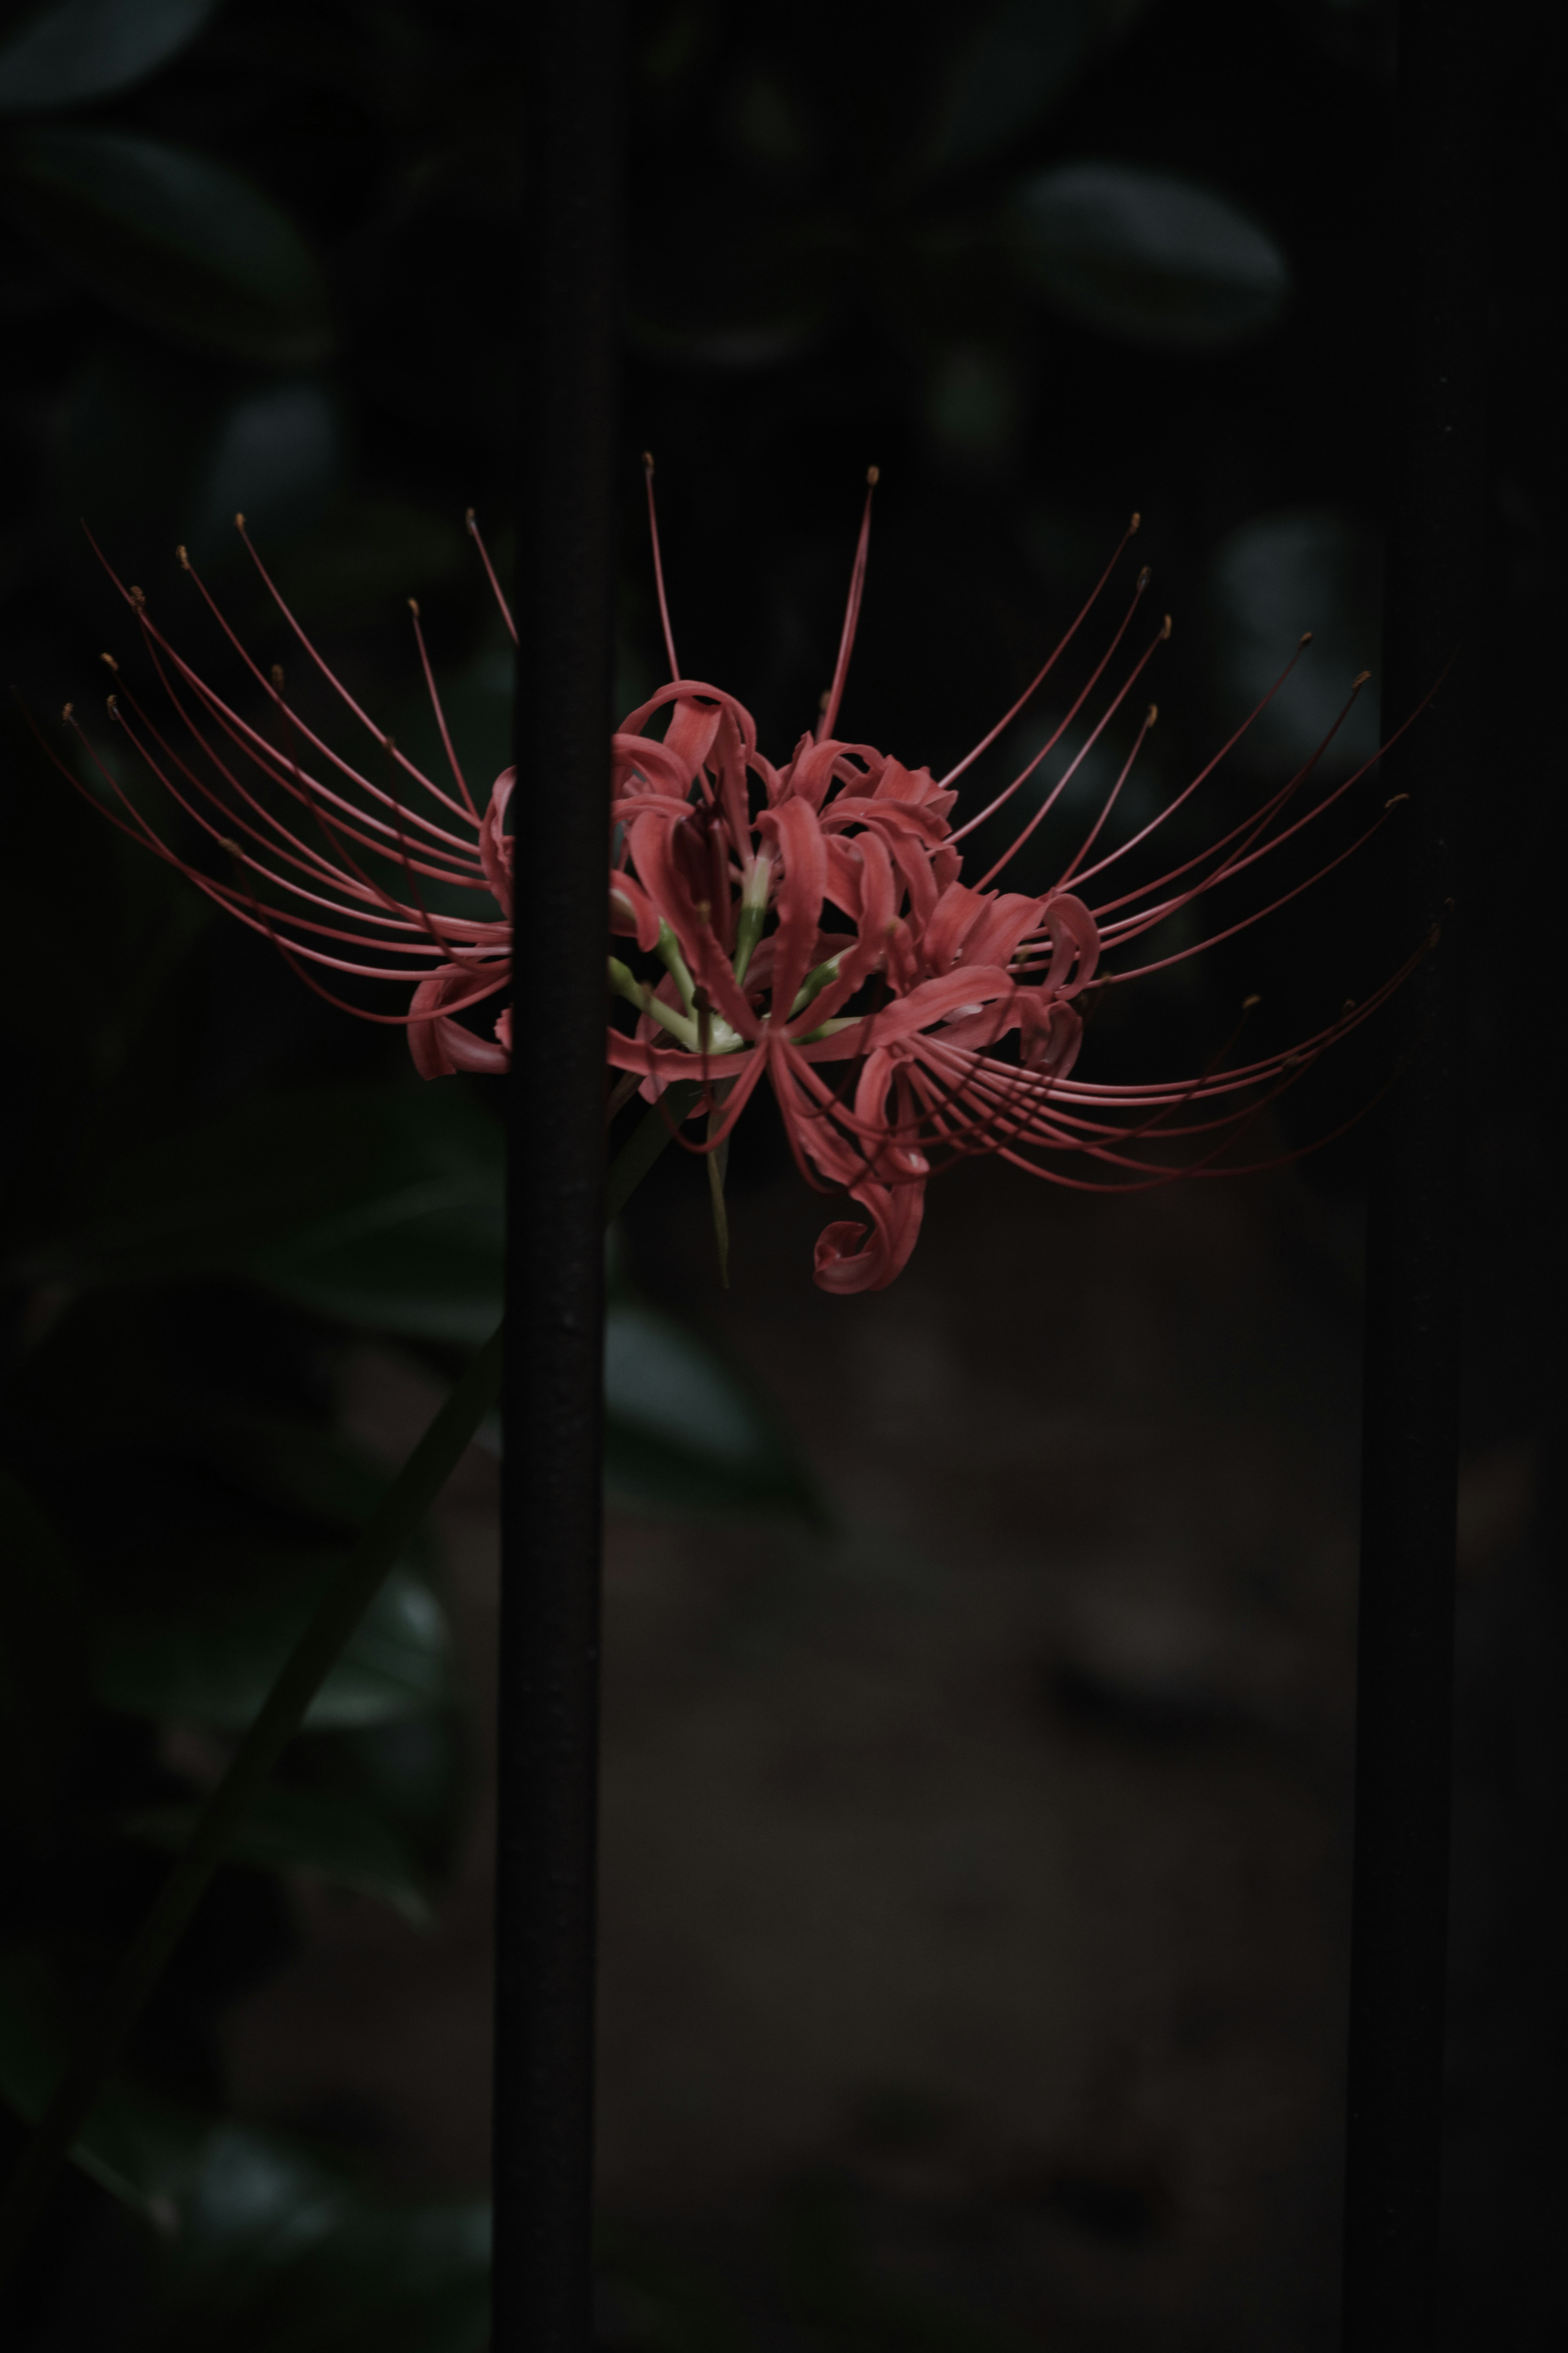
[1343,2,1491,2344]
[494,3,622,2348]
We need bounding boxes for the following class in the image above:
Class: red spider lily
[56,475,1412,1295]
[608,466,1415,1291]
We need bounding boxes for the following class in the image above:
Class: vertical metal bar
[1343,2,1491,2343]
[494,3,621,2347]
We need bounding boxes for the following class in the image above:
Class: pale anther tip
[1384,792,1410,810]
[1129,511,1141,532]
[233,512,245,530]
[61,701,74,722]
[175,544,189,568]
[1160,614,1173,639]
[1353,668,1372,688]
[465,507,478,529]
[1298,629,1313,646]
[1136,564,1151,590]
[1242,992,1261,1011]
[866,464,880,486]
[642,451,655,472]
[106,694,118,716]
[1342,999,1357,1016]
[1146,702,1158,726]
[408,596,421,616]
[219,836,241,857]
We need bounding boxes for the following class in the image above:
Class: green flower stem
[733,852,772,984]
[655,919,697,1013]
[0,1084,701,2280]
[788,952,843,1019]
[605,1078,702,1219]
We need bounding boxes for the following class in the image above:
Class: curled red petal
[813,1176,927,1294]
[409,964,510,1078]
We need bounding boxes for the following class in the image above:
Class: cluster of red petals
[609,685,1101,1290]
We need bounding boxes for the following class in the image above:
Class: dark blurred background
[1,1,1564,2346]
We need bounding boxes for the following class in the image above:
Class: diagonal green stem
[604,1078,700,1219]
[0,1084,700,2280]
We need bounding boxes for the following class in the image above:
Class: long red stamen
[1063,632,1323,909]
[938,511,1142,794]
[466,508,517,644]
[972,612,1167,889]
[816,468,878,744]
[1100,798,1405,985]
[408,598,480,821]
[950,568,1155,849]
[1054,702,1158,890]
[642,452,681,682]
[116,541,483,861]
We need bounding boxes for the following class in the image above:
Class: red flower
[60,480,1410,1295]
[608,469,1412,1291]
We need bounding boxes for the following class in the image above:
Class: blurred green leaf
[95,1561,453,1731]
[0,0,222,114]
[27,1082,502,1298]
[37,1078,506,1343]
[930,0,1087,172]
[1207,506,1382,769]
[150,2128,490,2353]
[0,1948,205,2222]
[294,1713,468,1885]
[28,1079,820,1516]
[259,1198,505,1346]
[926,1,1159,177]
[470,1243,822,1521]
[189,378,341,551]
[52,348,342,584]
[0,127,331,363]
[124,1784,433,1925]
[0,1470,89,1830]
[1010,161,1290,348]
[604,1298,823,1521]
[0,1959,489,2341]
